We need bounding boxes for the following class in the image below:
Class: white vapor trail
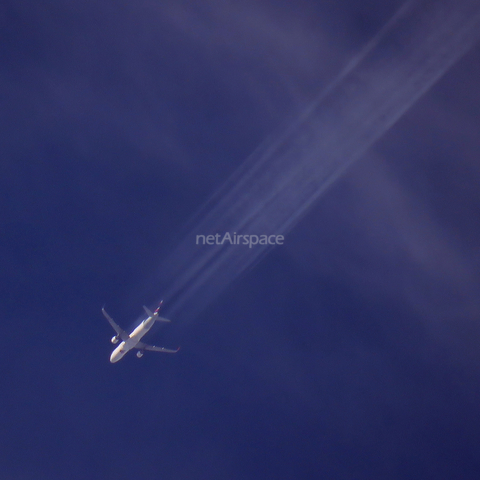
[158,0,480,324]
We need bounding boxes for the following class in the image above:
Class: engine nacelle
[111,336,119,344]
[136,351,144,358]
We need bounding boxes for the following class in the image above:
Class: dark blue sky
[1,1,480,479]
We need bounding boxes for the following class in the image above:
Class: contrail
[157,0,480,324]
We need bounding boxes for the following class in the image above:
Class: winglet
[101,306,112,320]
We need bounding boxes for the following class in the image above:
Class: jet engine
[136,351,144,358]
[111,336,119,344]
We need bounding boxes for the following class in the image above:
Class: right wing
[102,307,130,341]
[136,341,179,354]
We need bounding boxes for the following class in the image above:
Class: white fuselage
[110,316,155,363]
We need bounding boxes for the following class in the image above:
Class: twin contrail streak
[157,0,480,324]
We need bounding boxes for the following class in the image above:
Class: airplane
[102,300,179,363]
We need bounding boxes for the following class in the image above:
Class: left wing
[136,341,180,354]
[102,307,130,341]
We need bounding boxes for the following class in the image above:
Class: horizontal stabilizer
[143,305,169,321]
[156,316,171,323]
[143,305,154,317]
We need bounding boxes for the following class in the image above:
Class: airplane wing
[102,307,130,341]
[136,341,179,354]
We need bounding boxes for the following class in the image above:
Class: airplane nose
[110,351,120,363]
